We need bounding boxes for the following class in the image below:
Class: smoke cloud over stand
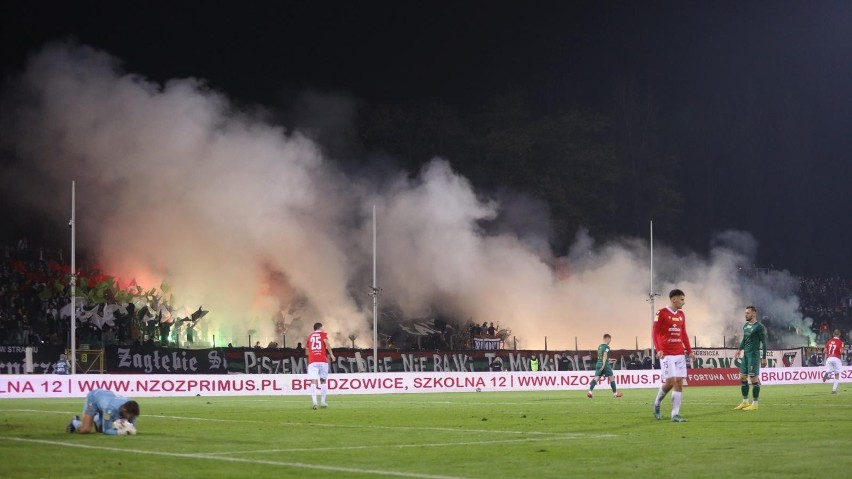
[0,43,814,349]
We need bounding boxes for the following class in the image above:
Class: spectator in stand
[819,321,829,342]
[489,356,503,371]
[627,355,642,370]
[487,322,496,335]
[55,354,70,374]
[823,329,844,394]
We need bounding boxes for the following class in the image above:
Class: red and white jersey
[653,307,693,356]
[307,330,329,364]
[824,337,843,359]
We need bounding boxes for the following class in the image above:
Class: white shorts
[307,362,329,381]
[660,354,687,380]
[825,357,842,375]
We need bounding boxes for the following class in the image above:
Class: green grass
[1,384,850,478]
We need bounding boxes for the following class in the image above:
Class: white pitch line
[0,436,473,479]
[1,409,599,436]
[3,409,242,422]
[205,434,616,456]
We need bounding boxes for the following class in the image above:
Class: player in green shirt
[587,334,622,398]
[734,305,767,411]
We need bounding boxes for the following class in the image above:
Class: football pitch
[1,384,849,478]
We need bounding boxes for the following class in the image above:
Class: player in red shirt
[652,289,694,422]
[306,322,336,409]
[823,329,844,394]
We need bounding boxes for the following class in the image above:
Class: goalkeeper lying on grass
[66,389,140,435]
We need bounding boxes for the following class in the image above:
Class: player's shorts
[594,363,613,378]
[660,354,687,380]
[739,353,761,377]
[307,361,330,381]
[825,356,842,375]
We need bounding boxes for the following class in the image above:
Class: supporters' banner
[473,336,502,350]
[1,345,811,374]
[2,366,849,398]
[104,345,229,374]
[230,349,635,374]
[0,345,67,374]
[768,348,804,367]
[692,348,804,368]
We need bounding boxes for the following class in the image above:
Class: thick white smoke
[0,43,814,349]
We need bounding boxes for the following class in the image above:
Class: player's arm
[101,420,119,435]
[652,315,664,357]
[324,338,335,362]
[600,350,609,374]
[681,324,694,361]
[760,325,768,359]
[735,332,745,358]
[76,413,97,434]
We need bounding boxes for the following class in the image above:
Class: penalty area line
[0,436,471,479]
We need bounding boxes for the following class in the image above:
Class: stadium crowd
[2,241,851,350]
[798,276,852,343]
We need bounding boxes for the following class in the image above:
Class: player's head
[313,322,323,331]
[603,333,611,344]
[669,289,685,309]
[833,329,841,338]
[120,400,140,420]
[745,305,758,322]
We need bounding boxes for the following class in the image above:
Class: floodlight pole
[648,220,658,368]
[371,204,379,373]
[69,181,77,375]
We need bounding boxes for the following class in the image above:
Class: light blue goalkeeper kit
[72,389,137,435]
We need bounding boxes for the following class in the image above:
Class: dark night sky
[2,1,851,277]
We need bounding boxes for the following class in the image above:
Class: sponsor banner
[685,368,741,386]
[2,367,848,398]
[759,367,852,385]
